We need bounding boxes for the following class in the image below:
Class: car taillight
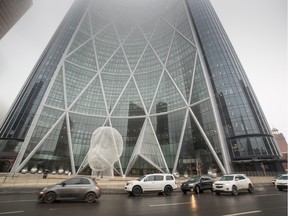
[95,186,100,191]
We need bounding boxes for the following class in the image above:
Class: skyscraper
[0,0,284,176]
[0,0,33,39]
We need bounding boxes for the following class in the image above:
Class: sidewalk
[0,173,274,194]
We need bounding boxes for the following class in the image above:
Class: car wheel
[231,185,238,196]
[194,185,200,194]
[182,190,188,194]
[132,186,142,197]
[85,192,96,203]
[164,185,173,195]
[248,184,253,193]
[276,186,283,191]
[44,192,56,204]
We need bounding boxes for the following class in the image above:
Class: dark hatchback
[181,175,214,194]
[39,177,101,203]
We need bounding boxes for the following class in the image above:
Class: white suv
[125,173,177,196]
[212,174,253,196]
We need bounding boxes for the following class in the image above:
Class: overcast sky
[0,0,287,139]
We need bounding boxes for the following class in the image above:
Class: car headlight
[39,188,47,195]
[40,188,47,193]
[189,183,194,187]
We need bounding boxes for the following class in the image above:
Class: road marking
[0,200,36,204]
[222,210,262,216]
[254,194,280,197]
[0,211,24,215]
[149,202,191,207]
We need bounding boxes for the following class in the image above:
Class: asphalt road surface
[0,186,286,216]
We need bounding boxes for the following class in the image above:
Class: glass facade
[186,0,283,172]
[0,0,283,176]
[0,0,33,39]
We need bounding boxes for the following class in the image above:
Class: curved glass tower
[0,0,283,176]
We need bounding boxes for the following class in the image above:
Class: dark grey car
[39,177,101,203]
[181,176,214,194]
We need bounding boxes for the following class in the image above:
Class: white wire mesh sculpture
[87,126,123,177]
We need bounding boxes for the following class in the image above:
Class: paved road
[0,186,286,216]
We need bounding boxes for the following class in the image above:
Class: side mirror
[61,182,66,187]
[235,178,239,181]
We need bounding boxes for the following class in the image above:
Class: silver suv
[212,174,253,196]
[125,173,177,196]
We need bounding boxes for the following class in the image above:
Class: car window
[202,177,211,181]
[145,175,155,181]
[155,175,164,181]
[64,178,81,185]
[236,175,245,180]
[80,178,90,184]
[275,174,282,179]
[219,176,234,181]
[279,175,288,180]
[138,175,146,181]
[189,176,201,182]
[166,175,174,181]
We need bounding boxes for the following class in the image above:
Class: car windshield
[188,176,201,182]
[279,175,288,180]
[137,175,146,181]
[274,174,283,179]
[219,175,234,181]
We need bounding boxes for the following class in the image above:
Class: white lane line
[222,210,262,216]
[0,200,36,204]
[0,211,24,215]
[150,202,190,207]
[254,194,280,197]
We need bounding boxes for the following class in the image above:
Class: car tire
[248,184,253,193]
[85,192,96,203]
[164,185,173,195]
[276,186,283,191]
[132,186,142,197]
[231,185,238,196]
[194,185,200,194]
[182,190,188,194]
[44,192,56,204]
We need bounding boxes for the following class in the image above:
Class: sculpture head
[87,126,123,177]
